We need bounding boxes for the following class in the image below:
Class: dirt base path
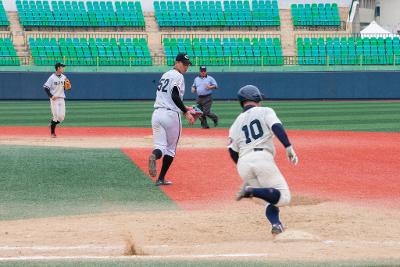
[1,201,400,261]
[1,127,400,261]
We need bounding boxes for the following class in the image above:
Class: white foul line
[0,254,271,261]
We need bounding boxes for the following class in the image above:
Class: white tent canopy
[360,21,399,38]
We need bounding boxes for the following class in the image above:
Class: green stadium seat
[17,0,145,28]
[29,36,151,66]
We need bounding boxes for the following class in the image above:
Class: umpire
[191,66,219,129]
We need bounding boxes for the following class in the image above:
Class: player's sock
[250,188,281,205]
[265,204,281,226]
[158,155,173,180]
[50,120,57,134]
[152,149,163,160]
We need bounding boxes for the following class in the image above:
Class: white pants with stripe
[50,98,65,122]
[151,108,181,157]
[237,151,291,207]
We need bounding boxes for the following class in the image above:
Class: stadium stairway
[6,11,28,59]
[280,9,295,56]
[144,11,164,60]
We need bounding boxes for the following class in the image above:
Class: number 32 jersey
[154,69,185,112]
[229,106,282,158]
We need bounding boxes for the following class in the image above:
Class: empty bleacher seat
[29,36,151,66]
[292,2,340,27]
[297,36,399,65]
[163,36,283,66]
[16,0,145,28]
[0,37,20,65]
[154,0,280,28]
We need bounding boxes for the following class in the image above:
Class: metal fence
[0,31,12,39]
[2,55,400,67]
[161,33,281,43]
[24,32,148,43]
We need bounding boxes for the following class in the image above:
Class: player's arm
[227,127,239,164]
[265,109,298,165]
[271,123,298,165]
[207,77,218,90]
[171,86,188,113]
[191,79,197,93]
[228,147,239,164]
[171,86,195,124]
[44,86,52,98]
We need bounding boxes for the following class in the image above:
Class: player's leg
[156,111,181,185]
[197,97,209,129]
[149,109,167,177]
[236,152,290,234]
[203,96,218,127]
[49,99,58,137]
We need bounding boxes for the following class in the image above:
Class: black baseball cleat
[213,118,218,127]
[271,223,284,235]
[155,179,173,186]
[148,154,157,177]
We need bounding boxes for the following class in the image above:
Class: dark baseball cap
[175,53,192,65]
[200,66,207,71]
[55,62,66,70]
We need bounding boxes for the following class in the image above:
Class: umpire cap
[237,85,264,104]
[55,62,66,70]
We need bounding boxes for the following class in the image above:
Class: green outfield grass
[0,145,175,220]
[0,100,399,132]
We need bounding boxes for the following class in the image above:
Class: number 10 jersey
[228,106,282,158]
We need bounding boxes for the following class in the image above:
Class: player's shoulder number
[242,119,264,144]
[157,78,170,92]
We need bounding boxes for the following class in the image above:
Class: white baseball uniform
[152,69,185,157]
[44,73,68,122]
[229,106,291,206]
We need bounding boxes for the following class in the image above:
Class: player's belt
[198,94,212,98]
[155,107,174,111]
[253,148,264,151]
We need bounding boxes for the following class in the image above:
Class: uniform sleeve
[264,108,282,129]
[228,125,239,152]
[209,76,218,88]
[43,76,53,98]
[192,77,197,88]
[43,76,52,89]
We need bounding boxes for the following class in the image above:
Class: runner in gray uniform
[43,62,69,138]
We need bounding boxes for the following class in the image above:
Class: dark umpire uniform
[191,66,219,129]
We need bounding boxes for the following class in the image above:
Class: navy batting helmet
[237,85,264,105]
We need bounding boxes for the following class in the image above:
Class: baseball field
[0,100,400,266]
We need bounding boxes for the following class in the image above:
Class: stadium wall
[0,71,399,100]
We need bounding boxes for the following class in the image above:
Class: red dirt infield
[2,126,400,209]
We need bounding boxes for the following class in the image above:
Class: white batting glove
[286,145,298,165]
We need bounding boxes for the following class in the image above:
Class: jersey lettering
[241,119,264,144]
[157,78,170,92]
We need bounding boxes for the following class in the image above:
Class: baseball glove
[64,78,72,90]
[186,105,203,121]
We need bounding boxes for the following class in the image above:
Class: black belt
[254,148,264,151]
[155,107,173,111]
[198,94,212,98]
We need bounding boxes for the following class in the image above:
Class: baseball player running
[148,53,195,186]
[43,62,70,138]
[228,85,298,235]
